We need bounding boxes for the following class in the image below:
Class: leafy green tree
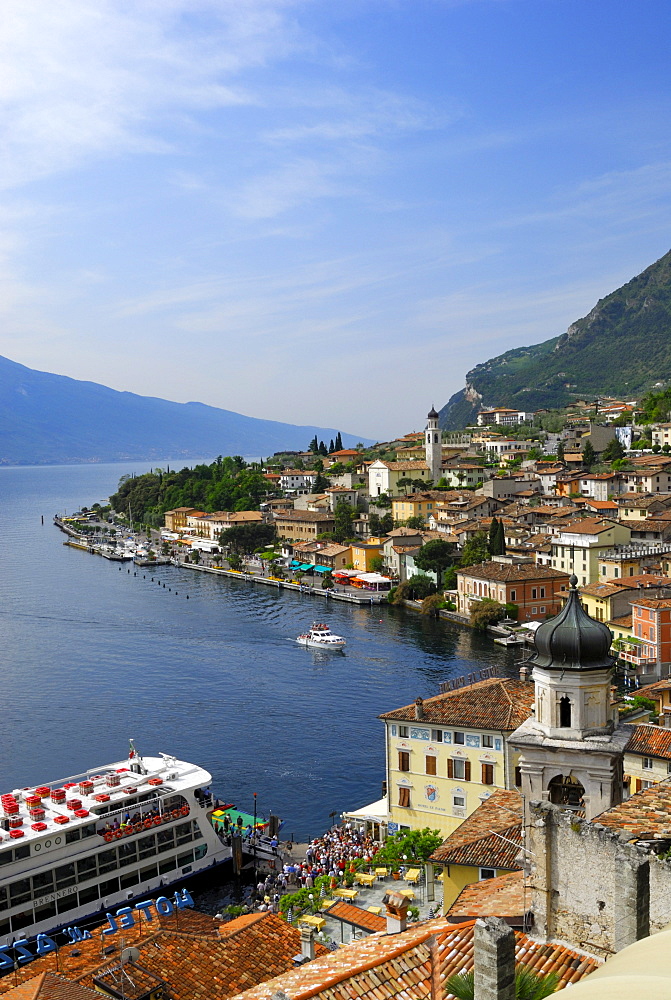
[652,443,662,453]
[370,555,385,573]
[602,437,625,462]
[406,515,425,529]
[227,552,243,570]
[414,539,457,588]
[333,499,355,542]
[470,597,506,630]
[421,593,446,616]
[556,440,565,463]
[373,828,442,866]
[582,440,595,469]
[459,530,490,568]
[390,574,436,601]
[379,512,394,534]
[219,522,277,554]
[368,511,382,535]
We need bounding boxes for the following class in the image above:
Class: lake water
[0,462,516,842]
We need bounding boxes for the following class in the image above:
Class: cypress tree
[319,440,328,456]
[496,519,506,555]
[329,438,335,454]
[488,517,499,555]
[335,431,343,451]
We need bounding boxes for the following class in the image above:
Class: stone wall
[528,801,671,957]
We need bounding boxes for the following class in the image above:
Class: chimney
[301,926,316,960]
[473,916,516,1000]
[519,664,530,683]
[383,890,409,934]
[415,697,424,720]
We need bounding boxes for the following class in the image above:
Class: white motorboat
[295,622,346,650]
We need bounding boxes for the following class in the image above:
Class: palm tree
[445,966,559,1000]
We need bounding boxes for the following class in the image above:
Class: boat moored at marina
[295,623,346,650]
[0,743,278,951]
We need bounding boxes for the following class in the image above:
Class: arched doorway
[548,773,585,811]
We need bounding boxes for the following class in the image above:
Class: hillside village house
[186,509,264,539]
[278,469,318,493]
[597,542,671,580]
[457,560,570,622]
[273,509,335,541]
[476,407,534,426]
[440,463,489,488]
[367,459,431,497]
[550,517,632,586]
[577,473,622,500]
[391,491,445,524]
[617,494,671,519]
[377,678,533,839]
[651,423,671,448]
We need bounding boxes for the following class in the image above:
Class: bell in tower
[425,405,442,484]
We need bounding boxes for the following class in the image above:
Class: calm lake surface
[0,462,516,842]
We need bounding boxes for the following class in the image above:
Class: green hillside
[439,249,671,429]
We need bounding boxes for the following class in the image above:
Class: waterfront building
[273,509,335,541]
[350,538,385,573]
[377,678,534,839]
[457,561,570,622]
[163,507,206,532]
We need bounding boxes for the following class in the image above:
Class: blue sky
[2,0,671,441]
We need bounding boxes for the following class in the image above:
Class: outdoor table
[399,889,415,900]
[333,887,358,900]
[404,868,421,883]
[297,914,326,931]
[374,867,388,880]
[367,906,382,915]
[355,872,376,887]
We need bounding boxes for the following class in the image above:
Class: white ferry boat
[295,623,346,650]
[0,743,275,951]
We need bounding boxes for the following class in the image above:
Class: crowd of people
[253,823,380,909]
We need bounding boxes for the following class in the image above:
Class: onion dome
[530,575,614,671]
[427,405,439,419]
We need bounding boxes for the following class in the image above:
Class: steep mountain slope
[439,250,671,429]
[0,355,371,464]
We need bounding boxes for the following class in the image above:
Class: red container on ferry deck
[53,816,69,825]
[148,778,163,786]
[51,788,66,803]
[29,808,45,821]
[25,795,41,808]
[106,774,121,788]
[3,803,19,816]
[79,781,94,796]
[9,830,24,839]
[94,793,110,803]
[35,786,50,797]
[9,817,23,828]
[31,822,47,832]
[63,783,77,790]
[122,787,135,795]
[66,798,82,811]
[74,809,90,818]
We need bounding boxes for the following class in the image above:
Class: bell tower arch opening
[559,696,572,728]
[548,773,585,811]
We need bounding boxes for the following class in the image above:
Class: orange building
[620,596,671,676]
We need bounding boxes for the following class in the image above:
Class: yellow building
[429,789,523,910]
[391,492,445,525]
[163,507,204,531]
[623,723,671,794]
[378,677,533,839]
[578,581,638,623]
[350,537,385,572]
[550,517,632,587]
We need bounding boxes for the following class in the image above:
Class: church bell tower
[425,406,442,484]
[510,576,629,821]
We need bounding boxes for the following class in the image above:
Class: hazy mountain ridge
[439,250,671,429]
[0,355,372,464]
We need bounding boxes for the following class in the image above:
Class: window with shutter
[481,763,494,785]
[635,778,642,793]
[464,760,471,782]
[447,759,454,779]
[398,787,410,808]
[515,766,522,787]
[426,756,437,776]
[398,751,410,772]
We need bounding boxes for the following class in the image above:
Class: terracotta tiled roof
[457,562,568,583]
[635,678,671,698]
[430,790,523,867]
[325,902,387,933]
[631,597,671,609]
[447,871,526,921]
[377,461,430,471]
[274,510,335,522]
[609,614,632,628]
[0,975,98,1000]
[228,917,599,1000]
[0,912,326,1000]
[580,581,636,597]
[593,777,671,838]
[624,723,671,761]
[380,678,534,730]
[558,517,621,535]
